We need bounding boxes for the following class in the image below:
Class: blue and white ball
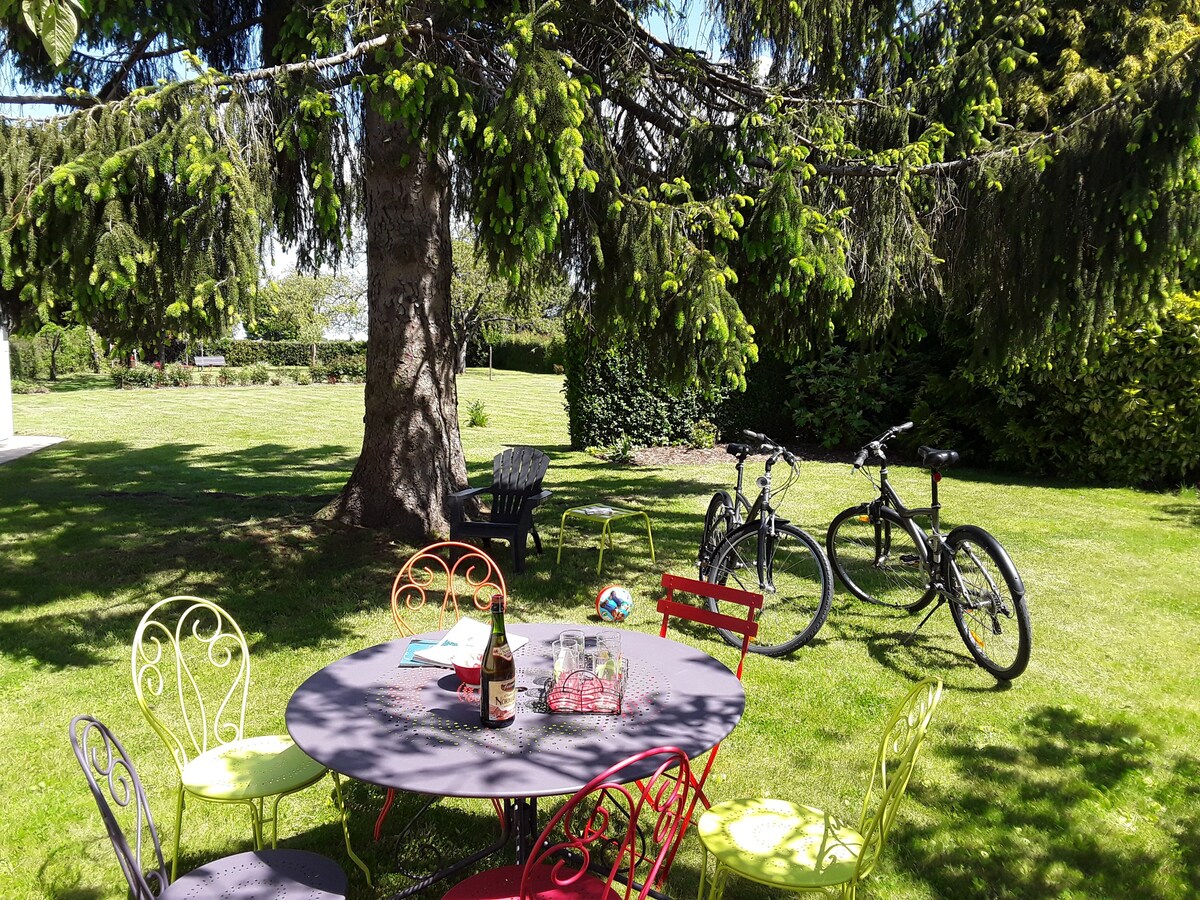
[595,585,634,623]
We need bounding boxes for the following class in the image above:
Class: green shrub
[294,368,313,385]
[205,339,365,368]
[322,354,366,381]
[163,363,192,387]
[10,378,48,394]
[689,419,718,449]
[786,346,909,448]
[198,370,214,386]
[246,363,271,385]
[469,331,566,374]
[466,399,489,427]
[110,363,160,388]
[233,367,252,386]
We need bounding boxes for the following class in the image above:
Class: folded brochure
[410,617,528,667]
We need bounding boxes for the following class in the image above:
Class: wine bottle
[480,597,516,728]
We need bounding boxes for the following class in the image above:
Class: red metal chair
[378,541,508,840]
[441,747,694,900]
[654,573,763,876]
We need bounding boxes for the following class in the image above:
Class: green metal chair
[695,678,943,900]
[131,595,367,882]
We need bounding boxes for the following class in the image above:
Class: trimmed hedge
[468,332,565,374]
[563,329,726,448]
[202,339,366,367]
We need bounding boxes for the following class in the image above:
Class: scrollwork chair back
[130,596,251,775]
[854,677,944,881]
[70,715,169,900]
[390,541,507,637]
[523,746,693,900]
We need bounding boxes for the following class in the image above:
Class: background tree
[450,231,567,374]
[2,0,1198,540]
[250,271,364,342]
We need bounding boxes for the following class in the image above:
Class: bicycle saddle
[726,443,752,458]
[918,446,960,469]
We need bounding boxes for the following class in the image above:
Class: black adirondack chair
[449,447,552,573]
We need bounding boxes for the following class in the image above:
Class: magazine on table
[409,617,528,667]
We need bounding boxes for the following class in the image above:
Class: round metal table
[286,623,745,891]
[287,623,744,797]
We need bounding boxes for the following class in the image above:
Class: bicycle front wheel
[826,504,935,611]
[699,491,734,580]
[706,523,833,656]
[945,525,1031,681]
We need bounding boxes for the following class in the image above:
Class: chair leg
[514,538,526,573]
[171,788,186,881]
[330,771,373,885]
[249,798,265,850]
[375,788,397,840]
[531,523,543,554]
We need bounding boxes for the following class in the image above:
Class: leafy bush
[689,419,718,449]
[911,294,1200,487]
[10,378,48,394]
[246,363,271,385]
[198,370,214,386]
[10,325,98,379]
[204,339,365,368]
[786,346,909,448]
[233,367,252,386]
[294,368,313,385]
[323,354,366,381]
[110,363,160,388]
[466,399,489,427]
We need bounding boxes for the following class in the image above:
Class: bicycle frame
[865,449,1007,635]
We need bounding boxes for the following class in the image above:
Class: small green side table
[556,505,656,574]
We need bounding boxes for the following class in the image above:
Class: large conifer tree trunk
[320,109,466,535]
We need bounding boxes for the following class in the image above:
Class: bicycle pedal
[899,554,921,567]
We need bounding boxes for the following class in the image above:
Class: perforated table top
[286,624,746,799]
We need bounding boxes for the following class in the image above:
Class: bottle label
[485,677,516,721]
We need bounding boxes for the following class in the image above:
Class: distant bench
[193,355,226,367]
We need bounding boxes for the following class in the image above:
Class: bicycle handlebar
[852,422,914,469]
[742,429,798,467]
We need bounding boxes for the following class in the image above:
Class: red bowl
[454,660,482,685]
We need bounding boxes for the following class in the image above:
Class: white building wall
[0,325,13,442]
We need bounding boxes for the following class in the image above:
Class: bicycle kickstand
[902,596,946,646]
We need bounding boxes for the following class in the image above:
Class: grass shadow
[893,706,1186,899]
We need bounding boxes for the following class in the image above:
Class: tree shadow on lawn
[0,439,380,668]
[0,441,724,668]
[893,706,1196,899]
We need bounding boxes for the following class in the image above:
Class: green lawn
[4,371,1198,899]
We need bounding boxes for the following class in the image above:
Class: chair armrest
[449,485,491,524]
[529,489,552,507]
[450,485,491,501]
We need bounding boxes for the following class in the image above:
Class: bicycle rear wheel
[945,525,1031,681]
[698,491,734,580]
[826,504,935,611]
[705,523,833,656]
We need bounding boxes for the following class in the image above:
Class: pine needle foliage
[2,0,1200,384]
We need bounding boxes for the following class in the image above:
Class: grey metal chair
[69,714,347,900]
[449,446,552,573]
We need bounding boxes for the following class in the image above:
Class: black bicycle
[825,422,1031,680]
[698,430,833,656]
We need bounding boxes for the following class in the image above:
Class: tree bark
[319,108,466,537]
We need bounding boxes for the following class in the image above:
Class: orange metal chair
[377,541,508,840]
[390,540,508,637]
